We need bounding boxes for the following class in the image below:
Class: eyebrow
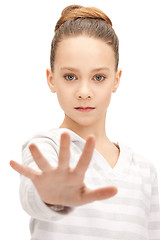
[60,67,110,72]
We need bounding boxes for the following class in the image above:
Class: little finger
[10,160,40,180]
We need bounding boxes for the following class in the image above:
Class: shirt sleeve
[19,136,74,222]
[148,169,160,239]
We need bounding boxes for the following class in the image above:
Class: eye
[64,74,76,81]
[94,75,106,82]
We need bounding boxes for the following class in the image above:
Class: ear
[112,69,122,93]
[46,68,56,93]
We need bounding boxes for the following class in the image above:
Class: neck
[59,115,112,147]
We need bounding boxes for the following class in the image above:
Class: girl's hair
[50,5,119,72]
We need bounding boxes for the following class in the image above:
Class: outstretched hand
[10,132,118,207]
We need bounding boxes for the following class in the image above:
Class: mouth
[74,107,95,110]
[74,107,95,112]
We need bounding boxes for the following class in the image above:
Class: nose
[76,82,92,99]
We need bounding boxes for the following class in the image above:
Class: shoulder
[132,151,157,183]
[119,141,157,183]
[21,127,80,158]
[21,128,64,164]
[21,128,82,167]
[22,128,63,151]
[21,128,63,158]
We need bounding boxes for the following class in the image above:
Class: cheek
[99,87,112,104]
[55,85,66,103]
[56,84,72,106]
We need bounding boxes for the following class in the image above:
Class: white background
[0,0,160,239]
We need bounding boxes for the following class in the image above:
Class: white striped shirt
[20,128,160,240]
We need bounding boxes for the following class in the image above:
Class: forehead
[55,36,115,70]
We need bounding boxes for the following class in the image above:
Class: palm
[10,132,117,207]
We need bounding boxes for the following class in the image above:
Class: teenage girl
[10,4,160,240]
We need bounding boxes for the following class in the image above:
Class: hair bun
[55,5,112,32]
[61,5,83,16]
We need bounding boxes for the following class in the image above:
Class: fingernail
[90,134,95,139]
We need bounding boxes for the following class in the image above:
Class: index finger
[74,135,95,175]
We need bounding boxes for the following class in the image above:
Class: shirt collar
[50,128,133,175]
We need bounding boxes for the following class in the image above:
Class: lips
[75,107,95,109]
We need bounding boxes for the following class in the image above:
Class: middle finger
[58,132,71,170]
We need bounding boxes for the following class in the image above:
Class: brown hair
[50,5,119,71]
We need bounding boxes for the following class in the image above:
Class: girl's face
[47,36,121,128]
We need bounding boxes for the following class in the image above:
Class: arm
[10,132,118,222]
[19,137,71,222]
[148,170,160,239]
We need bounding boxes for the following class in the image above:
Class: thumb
[82,186,118,204]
